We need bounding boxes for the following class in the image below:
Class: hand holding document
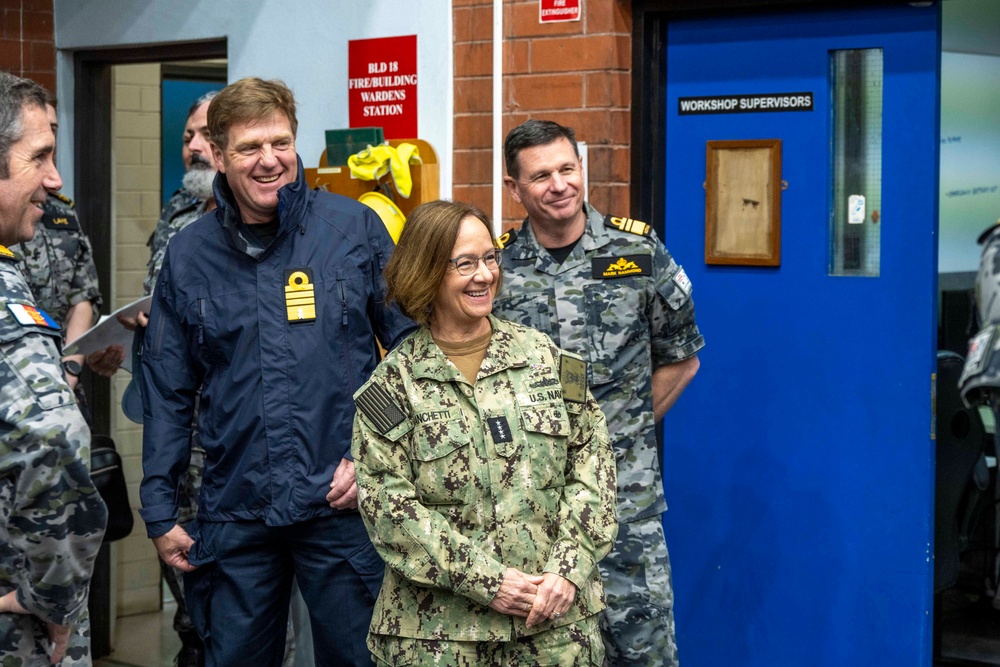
[63,296,152,373]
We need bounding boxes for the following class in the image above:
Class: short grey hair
[0,71,49,179]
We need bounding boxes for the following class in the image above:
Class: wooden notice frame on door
[705,139,782,266]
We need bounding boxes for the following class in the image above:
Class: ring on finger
[552,611,562,618]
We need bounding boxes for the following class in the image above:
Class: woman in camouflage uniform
[352,200,618,666]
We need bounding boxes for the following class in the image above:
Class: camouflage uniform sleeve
[145,193,189,296]
[1,328,107,625]
[352,374,507,608]
[67,229,102,323]
[648,232,705,368]
[542,346,619,589]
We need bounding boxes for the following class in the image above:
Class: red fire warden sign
[539,0,581,23]
[348,35,418,139]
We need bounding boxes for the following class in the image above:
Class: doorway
[72,40,226,658]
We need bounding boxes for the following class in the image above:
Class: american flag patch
[355,383,406,434]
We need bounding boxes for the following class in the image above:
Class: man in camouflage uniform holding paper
[0,71,107,666]
[493,119,704,667]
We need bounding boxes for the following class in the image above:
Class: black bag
[90,434,134,542]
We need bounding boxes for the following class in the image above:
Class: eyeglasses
[449,250,502,276]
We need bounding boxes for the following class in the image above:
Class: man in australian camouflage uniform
[14,98,121,408]
[493,119,704,667]
[0,71,107,665]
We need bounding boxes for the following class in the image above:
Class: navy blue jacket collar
[211,154,311,260]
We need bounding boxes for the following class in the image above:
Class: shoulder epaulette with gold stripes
[0,245,16,261]
[496,228,518,249]
[52,191,75,207]
[604,214,651,237]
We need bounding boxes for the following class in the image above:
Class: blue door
[662,5,940,666]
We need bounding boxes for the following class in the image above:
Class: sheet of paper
[63,295,152,372]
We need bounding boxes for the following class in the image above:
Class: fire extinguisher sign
[539,0,581,23]
[348,35,418,139]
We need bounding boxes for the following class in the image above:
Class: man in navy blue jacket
[138,77,415,667]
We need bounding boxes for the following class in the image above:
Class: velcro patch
[487,416,514,444]
[673,268,692,296]
[592,255,652,279]
[6,302,60,330]
[355,383,406,435]
[41,211,80,231]
[559,354,587,403]
[605,214,651,237]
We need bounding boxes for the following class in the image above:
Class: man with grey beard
[144,92,219,295]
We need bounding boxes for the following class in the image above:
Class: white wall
[939,52,1000,273]
[53,0,453,198]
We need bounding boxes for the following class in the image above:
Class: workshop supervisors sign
[678,92,814,115]
[348,35,418,138]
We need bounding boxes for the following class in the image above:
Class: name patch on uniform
[592,255,652,279]
[487,416,513,444]
[559,355,587,403]
[284,267,316,324]
[416,409,452,424]
[604,214,651,237]
[0,245,16,261]
[355,383,406,435]
[41,212,80,231]
[673,268,692,296]
[6,302,60,330]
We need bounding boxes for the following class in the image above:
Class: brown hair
[207,77,298,150]
[384,200,502,327]
[503,118,579,181]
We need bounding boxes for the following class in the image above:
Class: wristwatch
[62,359,83,377]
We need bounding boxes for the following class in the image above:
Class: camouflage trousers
[161,446,205,636]
[0,608,92,667]
[597,516,678,667]
[369,615,604,666]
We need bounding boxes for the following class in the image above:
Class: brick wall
[0,0,55,94]
[453,0,632,229]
